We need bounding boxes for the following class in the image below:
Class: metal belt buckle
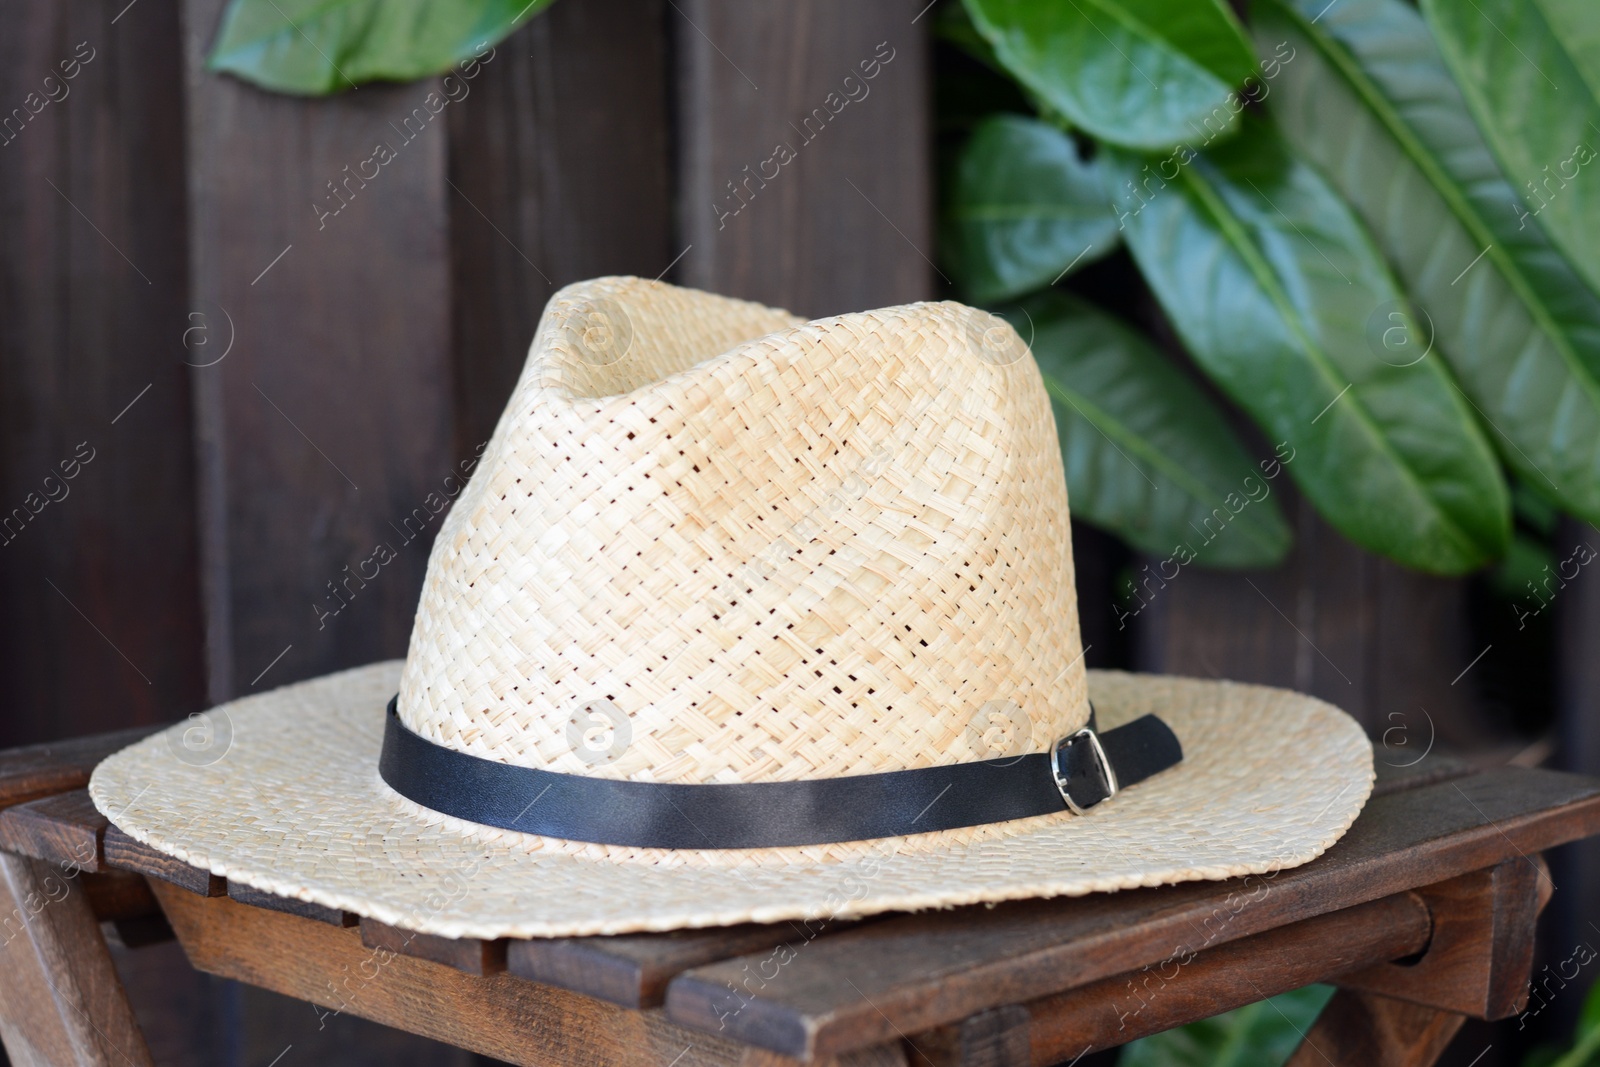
[1051,728,1119,815]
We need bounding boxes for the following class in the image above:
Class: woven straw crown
[395,276,1089,789]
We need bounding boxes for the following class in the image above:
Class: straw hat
[90,277,1372,938]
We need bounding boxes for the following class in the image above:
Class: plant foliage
[1118,984,1334,1066]
[941,0,1600,574]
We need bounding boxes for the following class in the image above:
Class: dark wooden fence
[1,1,1593,1063]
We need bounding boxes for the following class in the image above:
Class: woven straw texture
[396,277,1090,799]
[89,662,1374,939]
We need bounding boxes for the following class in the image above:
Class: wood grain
[1339,858,1546,1019]
[229,882,354,927]
[741,1048,909,1067]
[1135,493,1499,748]
[0,852,153,1066]
[1285,989,1465,1067]
[0,727,160,811]
[664,768,1600,1059]
[917,890,1432,1066]
[153,880,756,1067]
[445,0,673,458]
[0,788,109,871]
[103,823,223,896]
[0,0,213,1058]
[676,0,934,318]
[181,0,456,704]
[0,0,206,750]
[916,1005,1030,1067]
[508,919,854,1010]
[1371,751,1476,798]
[81,870,160,924]
[359,917,504,975]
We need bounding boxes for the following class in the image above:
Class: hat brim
[89,662,1373,939]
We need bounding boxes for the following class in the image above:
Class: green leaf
[962,0,1257,150]
[1420,0,1600,297]
[1546,976,1600,1067]
[1008,292,1291,568]
[1515,480,1562,536]
[1256,0,1600,529]
[1582,967,1600,1029]
[207,0,554,94]
[943,116,1121,302]
[1120,984,1334,1067]
[1486,528,1556,600]
[1108,118,1511,574]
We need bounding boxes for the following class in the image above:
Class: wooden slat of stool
[103,824,224,897]
[149,881,907,1067]
[0,726,160,812]
[229,882,355,927]
[665,768,1600,1060]
[0,791,343,927]
[0,852,154,1067]
[359,917,506,975]
[507,917,850,1009]
[917,890,1432,1066]
[1371,754,1476,797]
[0,789,109,872]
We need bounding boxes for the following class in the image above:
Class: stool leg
[0,852,154,1067]
[1286,988,1465,1067]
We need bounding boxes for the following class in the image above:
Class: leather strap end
[1099,713,1184,791]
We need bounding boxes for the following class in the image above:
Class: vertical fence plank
[0,0,205,745]
[178,0,469,1062]
[447,0,673,455]
[1134,492,1494,746]
[0,0,217,1059]
[1131,496,1368,706]
[676,0,934,316]
[180,1,457,702]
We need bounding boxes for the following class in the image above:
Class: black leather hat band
[377,697,1182,850]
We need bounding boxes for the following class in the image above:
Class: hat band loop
[377,698,1182,850]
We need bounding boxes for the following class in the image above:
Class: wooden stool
[0,728,1596,1067]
